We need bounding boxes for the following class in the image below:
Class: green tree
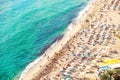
[113,69,120,80]
[100,74,109,80]
[107,70,114,80]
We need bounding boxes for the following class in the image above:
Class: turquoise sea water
[0,0,89,80]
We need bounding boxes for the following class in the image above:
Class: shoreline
[19,0,98,80]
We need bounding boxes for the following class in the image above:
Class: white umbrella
[86,66,91,69]
[63,72,71,77]
[80,63,84,66]
[80,72,86,75]
[96,55,102,58]
[92,60,97,63]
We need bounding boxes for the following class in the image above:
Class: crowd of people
[100,0,120,11]
[30,0,120,80]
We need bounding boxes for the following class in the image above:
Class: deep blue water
[0,0,89,80]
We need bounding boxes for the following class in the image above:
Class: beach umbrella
[86,66,91,69]
[80,63,84,66]
[60,68,65,72]
[87,52,91,57]
[68,66,74,71]
[92,60,97,63]
[66,78,71,80]
[80,72,86,76]
[57,51,62,55]
[80,53,85,58]
[96,55,101,59]
[72,53,76,56]
[63,72,71,77]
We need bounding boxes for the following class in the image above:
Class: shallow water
[0,0,89,80]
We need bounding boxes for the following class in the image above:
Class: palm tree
[107,70,114,80]
[99,69,120,80]
[113,69,120,80]
[100,73,109,80]
[115,69,120,74]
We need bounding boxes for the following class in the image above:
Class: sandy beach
[19,0,120,80]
